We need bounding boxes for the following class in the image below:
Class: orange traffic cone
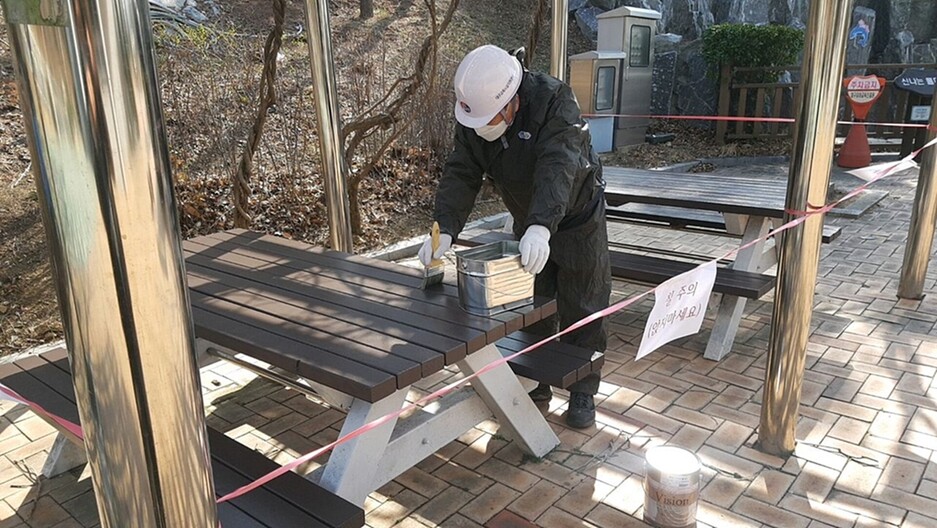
[837,122,872,168]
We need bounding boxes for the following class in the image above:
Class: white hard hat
[453,45,523,128]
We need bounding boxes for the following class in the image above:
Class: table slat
[185,238,503,345]
[192,304,396,402]
[188,266,451,376]
[210,230,552,328]
[603,167,789,218]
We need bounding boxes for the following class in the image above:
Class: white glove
[418,232,452,266]
[519,225,551,275]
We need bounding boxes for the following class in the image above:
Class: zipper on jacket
[500,135,509,149]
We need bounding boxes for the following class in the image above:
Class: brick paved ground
[2,162,936,527]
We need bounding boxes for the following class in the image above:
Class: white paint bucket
[643,446,701,528]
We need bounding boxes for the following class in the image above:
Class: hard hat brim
[454,59,523,129]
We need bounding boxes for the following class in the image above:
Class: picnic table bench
[602,166,839,359]
[183,230,593,505]
[0,346,365,528]
[458,226,778,303]
[494,331,604,389]
[606,203,842,243]
[465,166,835,361]
[2,228,606,517]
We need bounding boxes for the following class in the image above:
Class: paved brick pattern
[2,163,937,527]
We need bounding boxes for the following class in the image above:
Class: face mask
[474,98,517,142]
[475,121,508,142]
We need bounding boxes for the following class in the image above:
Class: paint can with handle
[643,446,701,528]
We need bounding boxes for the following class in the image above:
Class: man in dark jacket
[418,45,611,428]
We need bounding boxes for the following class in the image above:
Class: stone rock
[726,0,770,24]
[846,6,876,75]
[651,50,678,114]
[789,0,809,25]
[897,30,916,62]
[911,41,937,64]
[672,39,719,125]
[151,0,186,9]
[201,0,220,17]
[768,0,788,24]
[654,33,683,54]
[150,0,218,22]
[182,5,207,23]
[767,0,808,27]
[888,0,937,47]
[576,6,605,43]
[589,0,618,10]
[897,30,915,48]
[712,0,729,23]
[666,0,714,41]
[642,0,665,33]
[787,17,806,31]
[569,0,589,13]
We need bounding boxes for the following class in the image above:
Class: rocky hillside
[568,0,936,119]
[574,0,935,62]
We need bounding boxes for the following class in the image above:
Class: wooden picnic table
[603,167,790,217]
[182,229,561,505]
[602,167,792,360]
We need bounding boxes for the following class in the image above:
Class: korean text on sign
[637,262,717,360]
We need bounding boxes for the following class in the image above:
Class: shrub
[702,23,804,82]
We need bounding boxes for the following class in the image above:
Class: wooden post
[716,63,732,145]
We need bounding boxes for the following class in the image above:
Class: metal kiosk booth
[569,6,661,150]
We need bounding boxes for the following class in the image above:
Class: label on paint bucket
[644,446,701,528]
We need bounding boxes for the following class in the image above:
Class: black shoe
[566,392,595,429]
[528,383,553,402]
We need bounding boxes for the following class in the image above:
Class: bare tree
[340,0,460,234]
[232,0,286,228]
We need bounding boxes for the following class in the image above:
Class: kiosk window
[595,66,615,111]
[630,25,651,67]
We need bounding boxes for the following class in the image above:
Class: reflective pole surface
[302,0,354,252]
[550,0,568,81]
[2,0,217,525]
[898,105,937,299]
[758,0,855,456]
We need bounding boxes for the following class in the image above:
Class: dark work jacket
[434,70,604,239]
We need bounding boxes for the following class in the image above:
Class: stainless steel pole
[1,0,217,525]
[898,106,937,299]
[758,0,855,456]
[302,0,354,252]
[550,0,568,81]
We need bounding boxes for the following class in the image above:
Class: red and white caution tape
[0,382,83,440]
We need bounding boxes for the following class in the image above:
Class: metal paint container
[643,446,701,528]
[456,241,534,315]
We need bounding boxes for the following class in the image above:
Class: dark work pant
[522,200,611,395]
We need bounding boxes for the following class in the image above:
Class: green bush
[702,24,805,82]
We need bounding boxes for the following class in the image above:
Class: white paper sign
[847,159,919,182]
[637,261,717,360]
[910,105,932,122]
